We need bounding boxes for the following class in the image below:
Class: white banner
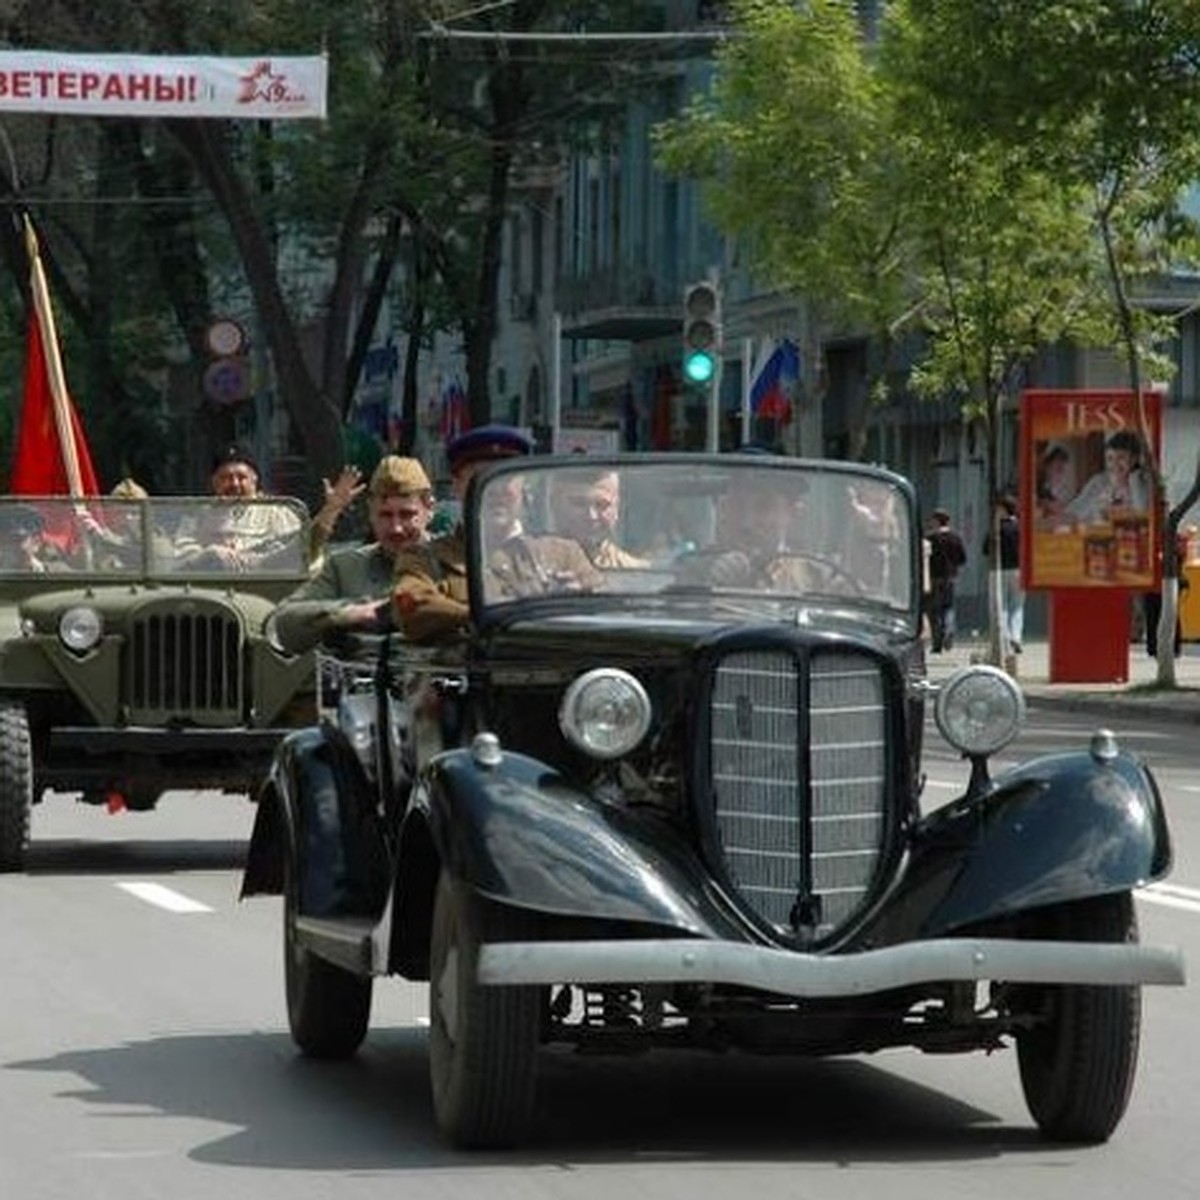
[554,427,620,455]
[0,51,327,119]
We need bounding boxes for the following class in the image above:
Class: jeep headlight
[59,605,102,653]
[935,665,1025,757]
[559,668,651,759]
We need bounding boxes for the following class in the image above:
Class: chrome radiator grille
[125,604,243,721]
[709,648,888,940]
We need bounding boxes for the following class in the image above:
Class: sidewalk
[925,637,1200,725]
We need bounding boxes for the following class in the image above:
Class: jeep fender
[419,748,746,939]
[241,726,388,917]
[885,749,1171,940]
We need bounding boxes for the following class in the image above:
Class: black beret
[446,424,533,471]
[211,443,259,476]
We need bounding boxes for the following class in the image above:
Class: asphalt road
[1,711,1196,1200]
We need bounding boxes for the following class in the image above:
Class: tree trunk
[167,119,343,486]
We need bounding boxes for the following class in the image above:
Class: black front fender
[868,748,1172,942]
[422,748,745,938]
[240,725,389,917]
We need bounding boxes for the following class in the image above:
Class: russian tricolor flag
[749,338,800,424]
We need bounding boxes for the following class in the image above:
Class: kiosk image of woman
[1065,430,1150,524]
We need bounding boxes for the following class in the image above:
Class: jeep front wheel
[428,869,541,1149]
[1016,892,1141,1143]
[0,699,33,872]
[283,850,372,1058]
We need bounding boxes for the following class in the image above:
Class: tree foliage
[655,0,1200,664]
[893,0,1200,682]
[655,0,915,456]
[1,0,662,491]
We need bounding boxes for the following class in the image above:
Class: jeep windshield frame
[0,495,312,583]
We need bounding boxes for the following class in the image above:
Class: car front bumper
[477,936,1186,996]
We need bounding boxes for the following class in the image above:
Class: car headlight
[559,668,651,759]
[934,665,1025,757]
[59,605,102,653]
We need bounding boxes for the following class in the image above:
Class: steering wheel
[764,552,867,597]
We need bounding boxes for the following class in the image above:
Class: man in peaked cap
[209,443,262,498]
[274,455,436,655]
[174,441,304,570]
[391,424,539,641]
[177,443,369,572]
[208,442,366,566]
[445,423,533,473]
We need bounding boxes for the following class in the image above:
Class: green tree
[2,1,662,490]
[655,0,1113,663]
[655,0,916,460]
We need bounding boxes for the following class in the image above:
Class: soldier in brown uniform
[549,468,648,568]
[391,425,531,642]
[480,469,603,598]
[393,426,607,641]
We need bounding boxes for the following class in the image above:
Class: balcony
[556,267,681,341]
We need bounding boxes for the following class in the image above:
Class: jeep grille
[708,648,888,943]
[125,603,243,723]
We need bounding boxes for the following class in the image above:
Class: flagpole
[23,215,84,497]
[740,337,753,446]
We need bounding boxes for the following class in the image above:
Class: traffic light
[682,280,721,385]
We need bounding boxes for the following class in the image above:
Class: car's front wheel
[283,848,372,1058]
[428,869,542,1149]
[1015,892,1141,1143]
[0,699,33,872]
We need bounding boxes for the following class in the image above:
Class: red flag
[10,217,100,497]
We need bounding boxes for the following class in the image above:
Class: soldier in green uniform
[273,455,435,654]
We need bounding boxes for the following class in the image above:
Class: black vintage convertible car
[241,454,1185,1149]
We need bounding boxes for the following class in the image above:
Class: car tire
[1015,891,1141,1143]
[283,850,372,1059]
[428,869,541,1149]
[0,699,33,872]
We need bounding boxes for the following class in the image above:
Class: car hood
[478,606,911,662]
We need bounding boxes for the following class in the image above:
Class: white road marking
[116,882,213,913]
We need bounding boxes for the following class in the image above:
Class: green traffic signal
[683,348,716,384]
[682,280,721,386]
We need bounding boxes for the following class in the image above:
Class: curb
[1022,690,1200,725]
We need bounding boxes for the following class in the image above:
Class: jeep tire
[0,699,33,872]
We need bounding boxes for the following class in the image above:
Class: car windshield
[471,456,917,624]
[0,496,310,580]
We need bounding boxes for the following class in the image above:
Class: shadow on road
[7,1027,1054,1169]
[22,837,248,876]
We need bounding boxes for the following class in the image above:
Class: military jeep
[0,494,316,870]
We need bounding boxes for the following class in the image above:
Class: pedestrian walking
[926,507,967,652]
[983,495,1024,656]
